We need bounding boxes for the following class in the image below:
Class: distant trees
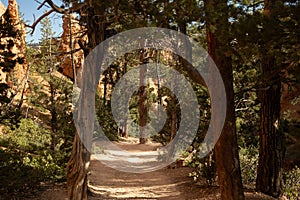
[28,15,75,154]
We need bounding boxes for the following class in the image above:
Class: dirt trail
[88,138,217,200]
[33,138,277,200]
[87,138,276,200]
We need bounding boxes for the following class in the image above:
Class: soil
[31,138,280,200]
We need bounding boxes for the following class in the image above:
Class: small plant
[239,145,258,186]
[95,95,120,141]
[0,119,49,193]
[187,151,217,186]
[283,166,300,200]
[0,118,71,194]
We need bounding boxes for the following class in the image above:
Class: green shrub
[283,166,300,199]
[95,97,120,141]
[239,145,258,186]
[0,118,69,194]
[187,151,217,186]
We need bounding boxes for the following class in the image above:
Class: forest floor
[33,137,279,200]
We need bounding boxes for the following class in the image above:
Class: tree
[28,1,106,199]
[65,1,107,199]
[138,44,148,144]
[256,0,285,197]
[204,0,245,199]
[40,16,58,150]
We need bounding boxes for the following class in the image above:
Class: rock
[0,1,5,17]
[59,14,87,85]
[0,0,28,101]
[0,1,6,85]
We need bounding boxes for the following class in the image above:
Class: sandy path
[88,159,204,200]
[87,139,276,200]
[31,138,277,200]
[88,138,203,199]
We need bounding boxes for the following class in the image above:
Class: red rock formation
[0,0,27,100]
[59,14,87,85]
[0,2,5,16]
[0,1,6,85]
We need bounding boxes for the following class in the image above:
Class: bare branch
[34,0,50,9]
[37,0,47,10]
[26,0,86,34]
[43,0,65,13]
[44,0,86,14]
[53,48,83,56]
[26,9,55,34]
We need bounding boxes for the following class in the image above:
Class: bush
[187,151,217,186]
[95,96,120,141]
[283,166,300,199]
[0,118,69,195]
[239,145,258,186]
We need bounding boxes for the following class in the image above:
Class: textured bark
[139,45,147,144]
[212,55,244,200]
[205,0,245,199]
[66,133,90,200]
[66,2,106,199]
[256,66,284,197]
[256,0,285,196]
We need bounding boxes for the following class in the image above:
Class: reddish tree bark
[256,0,285,197]
[204,0,245,199]
[139,44,148,144]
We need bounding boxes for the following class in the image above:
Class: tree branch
[43,0,65,13]
[26,0,86,34]
[37,0,48,10]
[26,9,55,34]
[44,0,86,14]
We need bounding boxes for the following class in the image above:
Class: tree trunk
[212,50,244,200]
[256,0,285,196]
[66,133,90,200]
[205,0,245,199]
[66,2,106,199]
[139,45,148,144]
[256,62,284,197]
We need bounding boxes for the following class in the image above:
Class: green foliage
[4,119,51,150]
[0,119,67,194]
[0,16,74,195]
[0,105,22,127]
[239,146,259,186]
[187,152,217,186]
[27,15,75,151]
[95,96,120,141]
[283,166,300,200]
